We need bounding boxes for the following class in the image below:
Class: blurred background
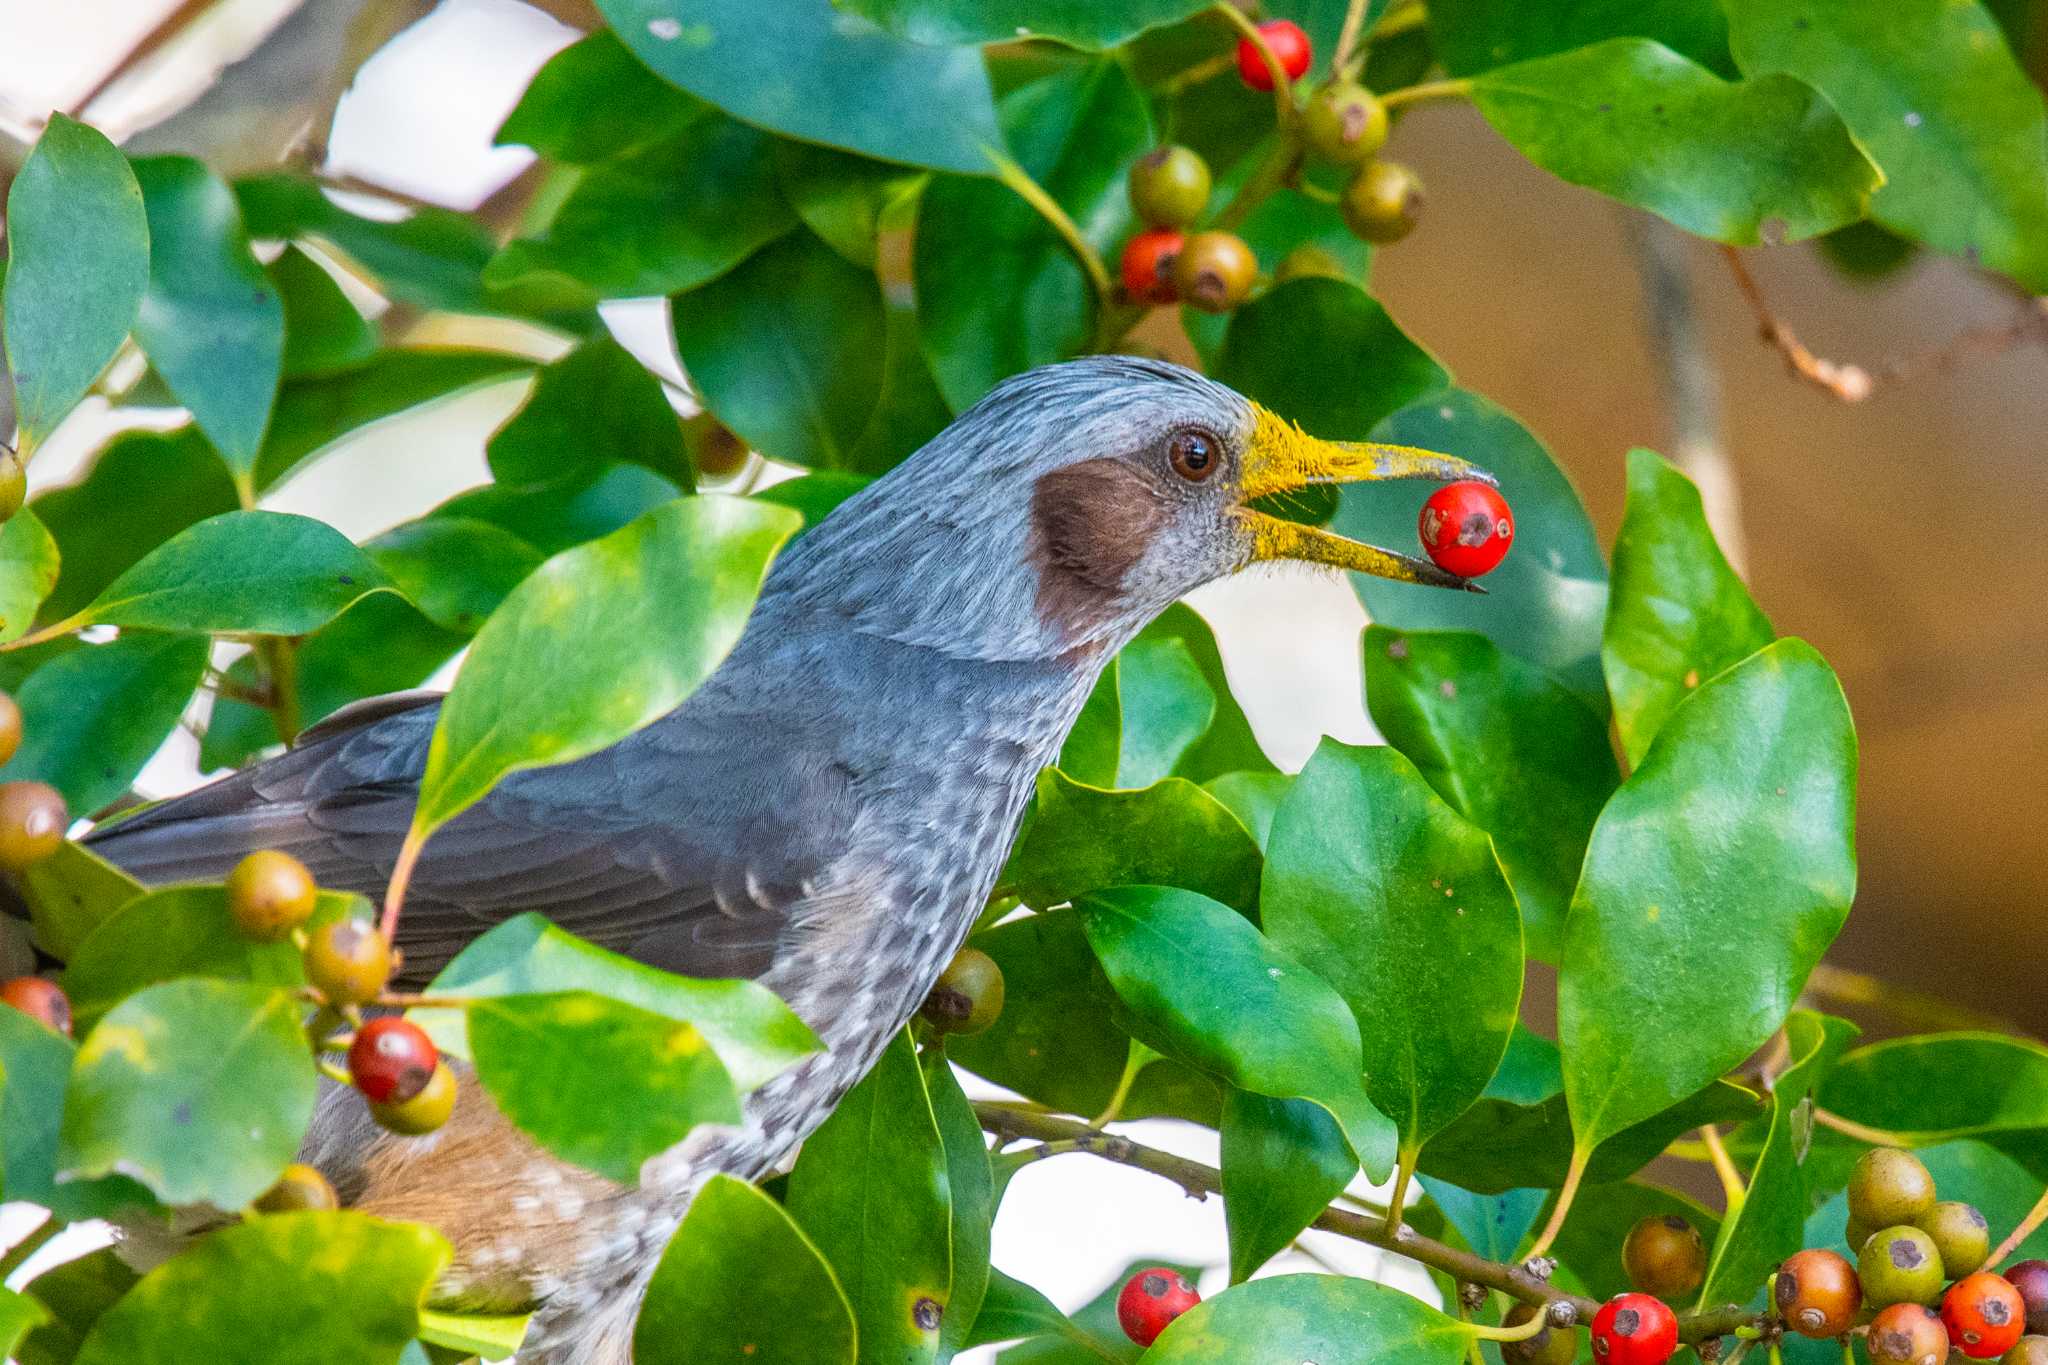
[3,0,2045,1340]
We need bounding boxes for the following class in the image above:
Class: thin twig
[1331,0,1375,76]
[69,0,220,118]
[1700,1125,1747,1213]
[1811,1107,1918,1147]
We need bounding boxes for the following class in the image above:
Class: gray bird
[88,357,1490,1363]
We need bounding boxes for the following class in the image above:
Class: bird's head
[773,356,1495,663]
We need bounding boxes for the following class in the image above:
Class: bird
[86,356,1491,1363]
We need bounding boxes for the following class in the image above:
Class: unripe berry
[255,1163,339,1213]
[1171,231,1258,313]
[0,781,67,872]
[226,850,319,943]
[370,1060,456,1136]
[1116,1267,1199,1347]
[1861,1226,1947,1307]
[0,447,24,523]
[1919,1200,1992,1278]
[1775,1248,1861,1338]
[1849,1148,1938,1229]
[1623,1214,1707,1299]
[1867,1302,1949,1365]
[1590,1292,1677,1365]
[1419,480,1514,578]
[920,946,1005,1035]
[1945,1273,2027,1359]
[1500,1301,1577,1365]
[2006,1261,2048,1335]
[1302,82,1388,165]
[1235,20,1311,92]
[1341,161,1423,243]
[0,976,71,1035]
[0,692,21,767]
[1128,146,1211,229]
[303,918,393,1006]
[348,1016,439,1104]
[1120,228,1185,306]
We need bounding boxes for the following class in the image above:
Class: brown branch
[69,0,223,119]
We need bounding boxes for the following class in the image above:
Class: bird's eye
[1167,429,1219,482]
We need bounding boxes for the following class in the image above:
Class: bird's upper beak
[1237,403,1496,592]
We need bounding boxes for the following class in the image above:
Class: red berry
[1944,1273,2027,1359]
[1117,1266,1199,1347]
[1120,228,1185,305]
[1236,19,1311,91]
[0,976,71,1036]
[1590,1293,1678,1365]
[1419,480,1515,578]
[348,1016,439,1104]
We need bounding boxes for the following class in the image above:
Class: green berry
[921,946,1005,1035]
[226,850,319,943]
[2004,1337,2048,1365]
[1623,1215,1707,1299]
[256,1163,339,1213]
[1861,1226,1947,1307]
[0,447,24,523]
[1128,146,1212,229]
[303,918,393,1006]
[370,1061,456,1136]
[1171,230,1258,313]
[1920,1201,1992,1279]
[1302,82,1388,165]
[1340,160,1424,244]
[1849,1148,1938,1229]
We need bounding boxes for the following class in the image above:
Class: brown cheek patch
[1029,458,1169,637]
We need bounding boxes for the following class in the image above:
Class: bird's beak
[1237,403,1495,592]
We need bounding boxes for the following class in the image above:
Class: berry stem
[986,150,1115,316]
[1330,0,1375,79]
[1211,3,1296,129]
[1089,1037,1160,1128]
[1527,1146,1590,1259]
[1988,1182,2048,1269]
[1378,76,1475,111]
[1810,1106,1919,1147]
[379,829,425,943]
[1700,1124,1747,1213]
[1466,1308,1554,1343]
[317,1058,352,1086]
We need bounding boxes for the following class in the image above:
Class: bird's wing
[87,693,839,988]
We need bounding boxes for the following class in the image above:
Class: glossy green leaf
[752,471,871,534]
[843,298,956,475]
[636,1174,856,1365]
[415,1308,529,1362]
[1002,770,1264,916]
[130,156,285,479]
[787,1030,951,1365]
[413,496,798,836]
[1363,626,1618,961]
[0,1288,52,1359]
[925,1049,993,1356]
[1180,186,1372,371]
[18,1248,136,1365]
[1338,390,1608,708]
[671,231,886,469]
[487,116,795,303]
[987,1260,1197,1362]
[1419,1178,1547,1265]
[1079,885,1397,1178]
[0,633,208,814]
[1220,1091,1357,1282]
[1139,1273,1469,1363]
[1113,636,1216,789]
[0,1007,154,1220]
[469,990,740,1185]
[1545,1180,1719,1303]
[1263,741,1522,1158]
[774,140,925,270]
[72,1211,448,1365]
[1471,39,1880,244]
[269,246,376,380]
[1604,448,1775,765]
[0,509,61,645]
[3,115,148,446]
[234,175,503,318]
[917,60,1152,411]
[417,913,816,1092]
[1146,603,1273,780]
[1201,772,1291,852]
[363,518,542,635]
[970,1270,1091,1356]
[1429,0,1733,76]
[433,460,680,557]
[1725,0,2048,290]
[1816,1032,2048,1149]
[593,0,1001,175]
[486,339,689,491]
[1697,1011,1859,1311]
[14,840,143,963]
[60,980,315,1208]
[1560,640,1856,1154]
[51,510,393,638]
[843,0,1206,47]
[1215,277,1449,447]
[496,29,704,164]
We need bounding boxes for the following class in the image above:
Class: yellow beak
[1239,403,1495,592]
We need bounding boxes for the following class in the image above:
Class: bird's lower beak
[1238,404,1494,592]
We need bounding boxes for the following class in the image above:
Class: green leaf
[468,990,740,1185]
[3,115,148,447]
[72,1211,449,1365]
[1079,885,1397,1179]
[415,1309,528,1362]
[270,246,376,380]
[1262,741,1522,1158]
[18,1248,136,1365]
[130,156,285,480]
[1219,1091,1357,1282]
[1138,1273,1470,1362]
[1363,626,1618,961]
[1725,0,2048,290]
[752,472,872,534]
[671,231,886,469]
[916,60,1153,411]
[496,29,704,164]
[486,339,689,491]
[1471,39,1880,244]
[0,1288,51,1357]
[843,298,956,476]
[787,1030,951,1365]
[1201,772,1291,852]
[0,1007,155,1220]
[990,1259,1200,1362]
[1603,448,1775,766]
[1815,1032,2048,1149]
[0,509,60,645]
[13,840,143,963]
[413,495,798,837]
[486,116,795,303]
[1003,770,1264,917]
[1419,1178,1547,1264]
[53,510,394,637]
[1337,390,1608,708]
[60,979,316,1208]
[637,1174,856,1365]
[593,0,1002,175]
[1112,636,1216,789]
[1697,1011,1859,1311]
[0,633,208,815]
[842,0,1207,48]
[1544,1180,1720,1303]
[774,141,925,270]
[433,460,680,557]
[417,913,817,1092]
[363,518,543,635]
[1560,640,1856,1155]
[1428,0,1733,76]
[1145,603,1273,781]
[970,1270,1100,1355]
[925,1049,994,1356]
[1215,278,1449,447]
